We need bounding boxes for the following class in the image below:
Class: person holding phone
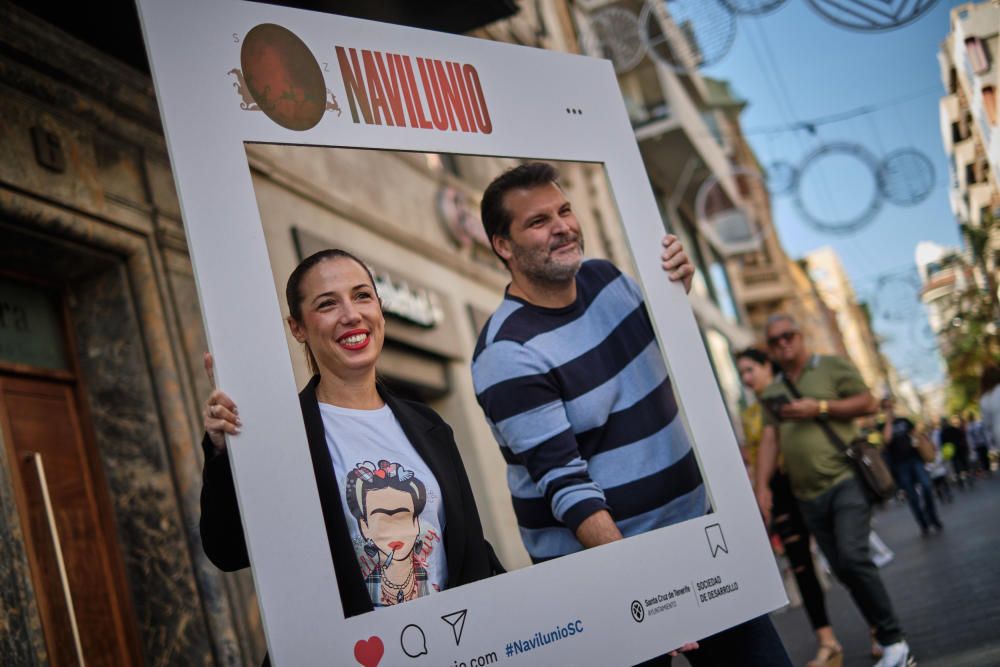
[737,348,843,667]
[754,314,913,667]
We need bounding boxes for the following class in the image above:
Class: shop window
[707,251,740,326]
[678,212,712,300]
[0,278,69,371]
[701,111,724,147]
[704,328,742,417]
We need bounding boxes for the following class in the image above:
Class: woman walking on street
[738,348,843,667]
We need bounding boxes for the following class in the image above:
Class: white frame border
[135,2,786,664]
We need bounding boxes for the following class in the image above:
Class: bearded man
[471,162,790,666]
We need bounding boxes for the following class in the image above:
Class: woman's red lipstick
[337,329,370,350]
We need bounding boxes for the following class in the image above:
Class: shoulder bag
[913,430,937,464]
[781,375,896,503]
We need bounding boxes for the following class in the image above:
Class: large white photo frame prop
[136,1,786,664]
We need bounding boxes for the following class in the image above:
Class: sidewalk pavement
[767,475,1000,666]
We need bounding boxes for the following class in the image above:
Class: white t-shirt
[319,402,447,607]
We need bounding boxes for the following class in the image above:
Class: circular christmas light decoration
[910,319,941,354]
[793,142,883,234]
[639,0,737,74]
[805,0,941,32]
[765,160,798,196]
[695,167,768,256]
[719,0,788,16]
[872,272,922,322]
[878,148,936,207]
[584,7,647,74]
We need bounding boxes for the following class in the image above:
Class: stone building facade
[805,247,891,395]
[0,5,258,666]
[0,3,640,664]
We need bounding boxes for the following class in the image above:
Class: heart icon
[354,636,384,667]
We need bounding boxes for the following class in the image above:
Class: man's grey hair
[764,313,799,332]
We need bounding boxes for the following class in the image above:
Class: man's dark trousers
[798,477,904,645]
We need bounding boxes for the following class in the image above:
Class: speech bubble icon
[400,624,428,658]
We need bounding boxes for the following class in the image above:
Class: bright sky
[703,0,973,389]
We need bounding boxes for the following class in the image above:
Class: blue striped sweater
[472,259,708,562]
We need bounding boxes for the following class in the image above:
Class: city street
[2,1,998,663]
[769,476,1000,667]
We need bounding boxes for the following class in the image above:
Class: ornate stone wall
[0,5,260,665]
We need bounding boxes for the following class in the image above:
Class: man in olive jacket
[754,314,913,667]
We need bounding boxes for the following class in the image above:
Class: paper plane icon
[441,609,468,646]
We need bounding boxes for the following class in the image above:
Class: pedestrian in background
[978,364,1000,475]
[737,348,843,667]
[924,429,953,504]
[882,400,943,536]
[941,416,973,489]
[754,314,914,667]
[965,414,992,478]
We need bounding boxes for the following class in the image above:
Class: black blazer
[200,375,504,620]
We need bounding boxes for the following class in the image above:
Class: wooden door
[0,375,138,666]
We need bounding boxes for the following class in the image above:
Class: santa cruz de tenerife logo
[230,24,341,131]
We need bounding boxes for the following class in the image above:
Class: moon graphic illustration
[240,24,325,131]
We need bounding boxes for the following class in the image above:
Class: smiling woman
[198,249,504,643]
[283,249,385,391]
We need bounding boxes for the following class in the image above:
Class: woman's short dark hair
[285,248,379,375]
[480,162,560,256]
[736,347,777,373]
[345,460,427,524]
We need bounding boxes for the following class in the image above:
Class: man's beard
[510,233,584,285]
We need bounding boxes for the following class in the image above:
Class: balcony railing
[741,266,781,286]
